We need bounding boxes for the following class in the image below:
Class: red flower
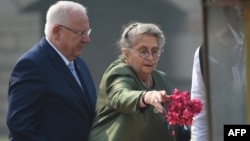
[165,88,202,126]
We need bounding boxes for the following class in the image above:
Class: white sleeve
[190,47,209,141]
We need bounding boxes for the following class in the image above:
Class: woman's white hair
[44,1,87,36]
[118,21,166,50]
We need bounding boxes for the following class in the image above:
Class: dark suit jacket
[7,37,97,141]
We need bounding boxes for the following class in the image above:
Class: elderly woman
[89,22,189,141]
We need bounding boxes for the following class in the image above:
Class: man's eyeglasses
[128,48,163,59]
[59,25,91,36]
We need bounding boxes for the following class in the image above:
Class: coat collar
[38,37,93,112]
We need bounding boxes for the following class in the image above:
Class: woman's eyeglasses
[59,25,91,36]
[128,48,163,59]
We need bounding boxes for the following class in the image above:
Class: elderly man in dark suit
[6,1,96,141]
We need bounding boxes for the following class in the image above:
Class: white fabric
[190,47,208,141]
[45,36,70,65]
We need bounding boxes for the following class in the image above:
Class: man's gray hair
[44,1,87,36]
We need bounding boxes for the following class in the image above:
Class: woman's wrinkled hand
[142,90,168,114]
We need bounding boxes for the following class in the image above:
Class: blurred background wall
[0,0,202,140]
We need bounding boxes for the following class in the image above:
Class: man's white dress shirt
[190,47,208,141]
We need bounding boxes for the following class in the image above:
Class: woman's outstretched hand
[140,90,168,114]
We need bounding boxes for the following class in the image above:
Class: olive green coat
[89,59,182,141]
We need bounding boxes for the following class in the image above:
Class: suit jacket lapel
[40,38,93,112]
[74,60,95,111]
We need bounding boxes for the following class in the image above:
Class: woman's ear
[121,47,128,56]
[121,47,129,62]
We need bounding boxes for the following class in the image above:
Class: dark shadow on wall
[20,0,187,89]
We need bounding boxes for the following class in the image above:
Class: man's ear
[53,25,61,40]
